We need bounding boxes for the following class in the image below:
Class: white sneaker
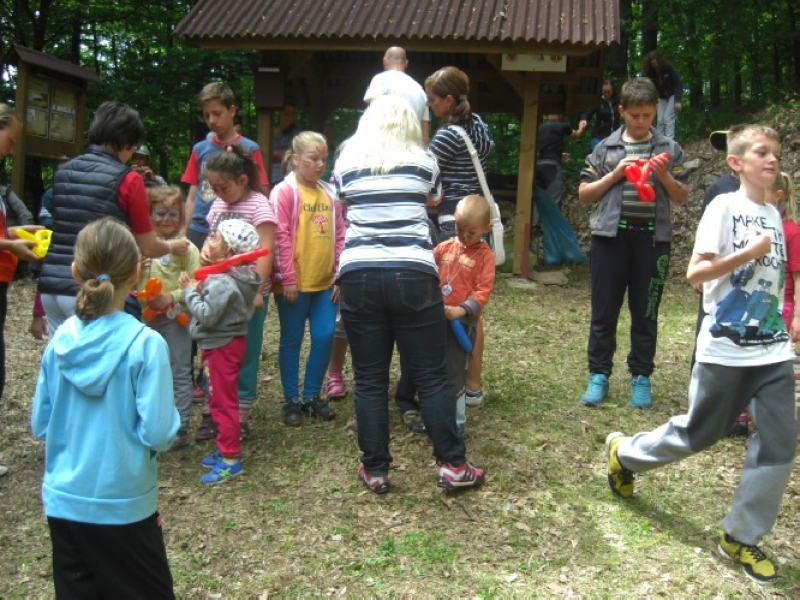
[465,390,484,407]
[0,465,8,477]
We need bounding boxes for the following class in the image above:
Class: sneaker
[402,410,426,435]
[325,372,346,400]
[437,461,484,490]
[630,375,653,409]
[465,389,484,407]
[201,450,222,468]
[605,432,635,498]
[718,532,778,584]
[239,421,251,441]
[283,402,303,427]
[726,410,749,438]
[192,385,205,403]
[301,397,336,421]
[200,459,243,485]
[357,463,390,494]
[170,429,189,450]
[195,414,217,441]
[581,373,609,406]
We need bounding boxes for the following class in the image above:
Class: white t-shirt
[694,190,792,366]
[363,70,430,125]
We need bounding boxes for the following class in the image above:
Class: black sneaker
[402,410,426,435]
[283,402,303,427]
[195,414,217,441]
[301,397,336,420]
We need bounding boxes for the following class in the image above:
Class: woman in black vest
[38,101,189,335]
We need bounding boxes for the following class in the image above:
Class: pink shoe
[437,461,485,490]
[326,371,346,400]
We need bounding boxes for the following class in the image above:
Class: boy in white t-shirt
[606,124,796,585]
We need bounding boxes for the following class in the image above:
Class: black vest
[38,146,131,296]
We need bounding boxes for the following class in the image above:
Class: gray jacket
[580,127,686,243]
[183,266,260,350]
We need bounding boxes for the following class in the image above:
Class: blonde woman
[334,96,484,494]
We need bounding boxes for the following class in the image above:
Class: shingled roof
[175,0,619,52]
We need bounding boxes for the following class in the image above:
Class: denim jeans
[339,269,466,475]
[275,289,336,401]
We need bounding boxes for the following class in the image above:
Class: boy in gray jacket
[180,219,261,485]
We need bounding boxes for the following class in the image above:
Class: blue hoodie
[32,311,179,525]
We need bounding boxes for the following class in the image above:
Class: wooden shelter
[175,0,620,277]
[6,45,101,202]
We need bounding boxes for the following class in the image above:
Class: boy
[434,195,495,435]
[180,82,268,410]
[179,219,262,485]
[578,77,688,409]
[606,124,795,584]
[181,82,268,252]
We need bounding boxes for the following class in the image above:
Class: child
[578,77,688,409]
[1,104,41,478]
[138,185,200,449]
[180,219,262,484]
[197,145,276,440]
[435,195,495,435]
[606,124,795,584]
[771,172,799,335]
[180,82,268,402]
[271,131,345,426]
[32,217,179,597]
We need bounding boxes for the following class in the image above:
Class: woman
[0,104,42,478]
[334,96,483,494]
[579,80,621,149]
[38,101,189,335]
[425,66,493,407]
[642,51,682,140]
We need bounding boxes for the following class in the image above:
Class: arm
[273,185,298,288]
[650,152,688,204]
[0,237,39,261]
[578,161,629,206]
[134,333,180,451]
[686,232,772,286]
[31,352,53,440]
[254,221,276,309]
[182,275,233,327]
[460,249,496,317]
[182,185,197,236]
[332,199,346,279]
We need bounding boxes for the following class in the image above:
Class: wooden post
[513,72,540,278]
[11,63,28,196]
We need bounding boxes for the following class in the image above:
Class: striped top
[619,140,656,223]
[428,114,494,216]
[334,156,442,278]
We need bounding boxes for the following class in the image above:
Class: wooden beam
[513,72,540,278]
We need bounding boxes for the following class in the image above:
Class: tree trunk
[641,0,659,56]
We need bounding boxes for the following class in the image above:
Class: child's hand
[148,292,172,312]
[747,230,773,258]
[169,239,190,257]
[331,284,340,303]
[5,238,41,261]
[30,316,47,340]
[282,284,298,303]
[253,293,264,312]
[444,305,467,320]
[178,271,192,290]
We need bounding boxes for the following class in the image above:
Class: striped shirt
[428,114,494,216]
[334,156,442,278]
[620,140,656,223]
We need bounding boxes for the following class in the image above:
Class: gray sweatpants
[149,317,193,430]
[617,360,797,545]
[446,316,478,428]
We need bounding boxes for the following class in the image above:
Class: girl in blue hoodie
[32,217,180,599]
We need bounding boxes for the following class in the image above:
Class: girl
[271,131,345,426]
[32,217,179,598]
[180,219,262,485]
[0,104,41,478]
[138,185,200,448]
[195,145,276,440]
[772,172,799,335]
[425,66,494,408]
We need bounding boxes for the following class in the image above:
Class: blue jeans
[275,289,336,401]
[339,269,465,475]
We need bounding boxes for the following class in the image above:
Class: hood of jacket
[52,312,145,398]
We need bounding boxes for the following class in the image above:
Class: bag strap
[451,126,492,200]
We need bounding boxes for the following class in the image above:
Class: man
[536,115,584,210]
[131,143,166,187]
[364,46,430,146]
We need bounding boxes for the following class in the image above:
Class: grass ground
[0,263,798,598]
